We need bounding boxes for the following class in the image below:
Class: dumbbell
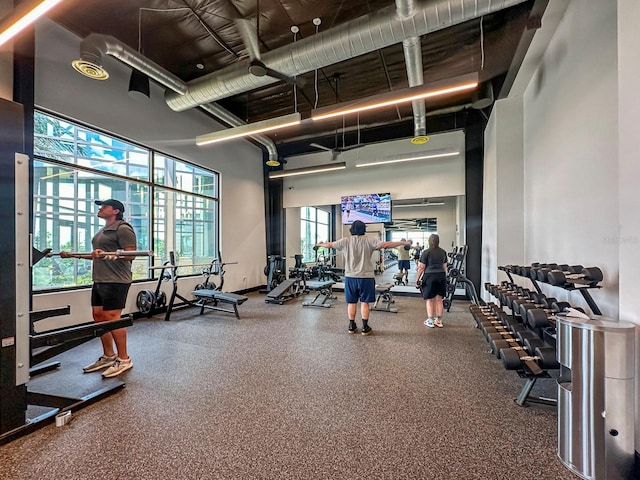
[513,295,559,320]
[529,264,558,281]
[480,316,528,340]
[547,267,603,287]
[499,345,559,374]
[532,264,583,283]
[491,332,546,358]
[526,305,584,329]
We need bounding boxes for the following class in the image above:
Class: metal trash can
[556,313,636,479]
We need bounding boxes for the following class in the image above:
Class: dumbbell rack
[499,264,603,315]
[443,245,468,311]
[469,301,556,407]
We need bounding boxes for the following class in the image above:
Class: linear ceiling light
[196,112,301,146]
[311,73,478,122]
[394,202,445,207]
[0,0,64,47]
[355,148,459,168]
[268,162,347,179]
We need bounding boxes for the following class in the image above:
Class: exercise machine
[191,259,248,319]
[371,283,397,313]
[140,251,248,321]
[302,281,336,308]
[263,255,287,293]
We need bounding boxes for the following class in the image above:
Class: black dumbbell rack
[443,245,468,311]
[498,264,603,315]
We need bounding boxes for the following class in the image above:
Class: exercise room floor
[0,276,580,479]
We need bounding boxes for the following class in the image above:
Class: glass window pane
[33,159,150,289]
[317,210,329,224]
[33,111,219,290]
[300,207,331,263]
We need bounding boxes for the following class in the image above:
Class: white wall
[522,0,619,315]
[487,0,640,453]
[486,0,620,315]
[617,0,640,451]
[282,130,466,208]
[481,97,525,300]
[31,19,266,328]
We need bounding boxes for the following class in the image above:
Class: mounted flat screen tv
[341,193,392,224]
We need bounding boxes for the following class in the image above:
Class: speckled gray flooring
[0,284,580,480]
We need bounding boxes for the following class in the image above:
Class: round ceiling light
[71,59,109,80]
[411,136,429,145]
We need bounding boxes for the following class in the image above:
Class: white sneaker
[102,357,133,377]
[434,319,443,328]
[83,355,117,373]
[424,318,435,328]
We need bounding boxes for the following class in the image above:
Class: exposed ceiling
[47,0,547,160]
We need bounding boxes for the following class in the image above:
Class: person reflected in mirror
[397,238,412,284]
[416,234,448,328]
[412,242,422,268]
[316,221,410,336]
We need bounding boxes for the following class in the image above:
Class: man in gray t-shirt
[316,220,410,336]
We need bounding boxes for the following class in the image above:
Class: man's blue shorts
[398,260,411,271]
[344,277,376,304]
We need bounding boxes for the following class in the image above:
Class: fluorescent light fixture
[355,148,459,168]
[0,0,64,47]
[196,113,301,146]
[311,73,478,121]
[394,202,445,207]
[268,162,347,179]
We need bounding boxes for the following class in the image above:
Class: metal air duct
[164,0,528,112]
[396,0,427,140]
[72,34,279,162]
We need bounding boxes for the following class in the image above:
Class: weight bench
[302,280,335,308]
[372,283,397,313]
[191,289,248,319]
[265,278,300,305]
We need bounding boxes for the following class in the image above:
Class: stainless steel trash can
[556,313,636,479]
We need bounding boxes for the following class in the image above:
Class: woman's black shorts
[421,272,447,300]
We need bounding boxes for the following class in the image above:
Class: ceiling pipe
[72,33,279,162]
[395,0,427,140]
[164,0,528,112]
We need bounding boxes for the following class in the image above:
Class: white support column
[617,0,640,457]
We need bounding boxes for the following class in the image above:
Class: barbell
[47,249,154,258]
[146,261,237,271]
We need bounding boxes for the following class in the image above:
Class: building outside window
[300,207,330,263]
[32,111,219,289]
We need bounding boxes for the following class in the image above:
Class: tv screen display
[341,193,391,224]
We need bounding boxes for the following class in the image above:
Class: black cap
[95,199,125,212]
[349,220,366,236]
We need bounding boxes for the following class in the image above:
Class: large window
[301,207,330,263]
[33,111,219,289]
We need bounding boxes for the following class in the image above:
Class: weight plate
[442,298,451,309]
[136,289,156,315]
